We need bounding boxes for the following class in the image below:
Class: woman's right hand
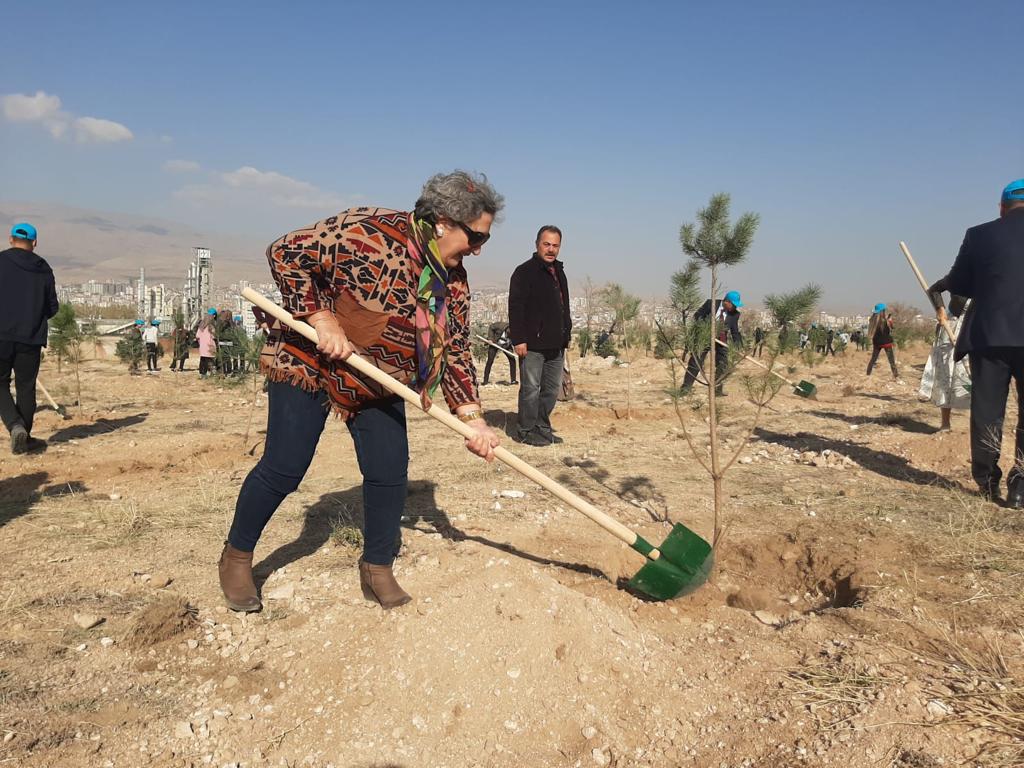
[308,311,354,361]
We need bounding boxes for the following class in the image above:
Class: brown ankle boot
[359,559,412,609]
[219,542,262,612]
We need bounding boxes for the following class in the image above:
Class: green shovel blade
[627,523,714,601]
[794,381,817,399]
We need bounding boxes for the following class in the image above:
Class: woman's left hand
[463,418,500,462]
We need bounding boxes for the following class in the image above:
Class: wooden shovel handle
[898,241,959,343]
[35,378,62,413]
[242,289,649,555]
[714,338,802,389]
[473,333,516,360]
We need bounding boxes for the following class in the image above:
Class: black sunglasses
[455,221,490,249]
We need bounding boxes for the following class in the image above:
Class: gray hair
[414,170,504,224]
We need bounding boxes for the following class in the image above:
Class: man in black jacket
[944,178,1024,507]
[680,291,743,396]
[0,223,59,454]
[508,225,571,446]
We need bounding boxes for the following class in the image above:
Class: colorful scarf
[407,215,450,409]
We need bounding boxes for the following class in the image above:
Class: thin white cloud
[163,159,201,173]
[176,165,348,210]
[75,116,133,143]
[1,90,132,144]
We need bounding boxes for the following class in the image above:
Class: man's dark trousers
[968,348,1024,492]
[0,341,42,436]
[517,349,563,440]
[483,346,516,385]
[682,345,727,391]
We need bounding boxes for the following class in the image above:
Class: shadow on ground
[48,413,148,443]
[807,409,939,435]
[0,471,49,528]
[754,427,966,490]
[254,480,608,587]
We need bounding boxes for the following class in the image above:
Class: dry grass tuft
[787,651,896,731]
[941,490,1024,582]
[913,623,1024,767]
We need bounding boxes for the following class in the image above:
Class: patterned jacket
[258,207,479,417]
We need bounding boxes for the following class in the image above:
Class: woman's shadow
[253,479,607,588]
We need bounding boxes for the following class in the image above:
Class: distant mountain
[0,201,268,286]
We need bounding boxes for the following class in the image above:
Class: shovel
[715,339,817,399]
[243,288,712,600]
[36,378,69,418]
[898,240,971,385]
[473,333,517,360]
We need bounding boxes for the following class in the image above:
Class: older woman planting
[220,171,503,611]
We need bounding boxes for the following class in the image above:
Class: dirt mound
[722,533,869,613]
[124,595,195,649]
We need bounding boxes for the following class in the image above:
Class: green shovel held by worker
[243,289,713,601]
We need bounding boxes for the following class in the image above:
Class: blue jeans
[228,380,408,565]
[517,349,563,438]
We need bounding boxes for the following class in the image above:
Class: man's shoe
[218,542,262,612]
[516,431,551,447]
[359,559,412,609]
[980,481,1003,504]
[10,425,28,455]
[1007,479,1024,510]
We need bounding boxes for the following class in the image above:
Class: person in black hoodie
[0,223,59,454]
[508,225,571,446]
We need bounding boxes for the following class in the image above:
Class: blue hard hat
[207,308,217,315]
[233,315,242,322]
[874,303,886,313]
[152,319,161,326]
[724,290,742,308]
[135,319,144,325]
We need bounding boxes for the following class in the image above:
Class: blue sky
[2,0,1022,310]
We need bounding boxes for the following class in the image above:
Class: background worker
[0,223,59,454]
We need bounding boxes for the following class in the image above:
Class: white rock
[754,611,783,627]
[73,613,104,630]
[174,721,194,739]
[582,726,598,740]
[499,490,525,499]
[493,502,502,511]
[739,457,753,465]
[99,637,115,647]
[108,493,121,501]
[506,669,521,679]
[592,748,610,766]
[265,583,295,601]
[926,699,952,718]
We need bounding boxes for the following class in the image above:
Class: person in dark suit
[680,290,743,396]
[943,178,1024,507]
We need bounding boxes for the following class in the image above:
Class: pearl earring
[436,226,445,237]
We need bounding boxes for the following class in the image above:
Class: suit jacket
[508,254,571,350]
[946,208,1024,360]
